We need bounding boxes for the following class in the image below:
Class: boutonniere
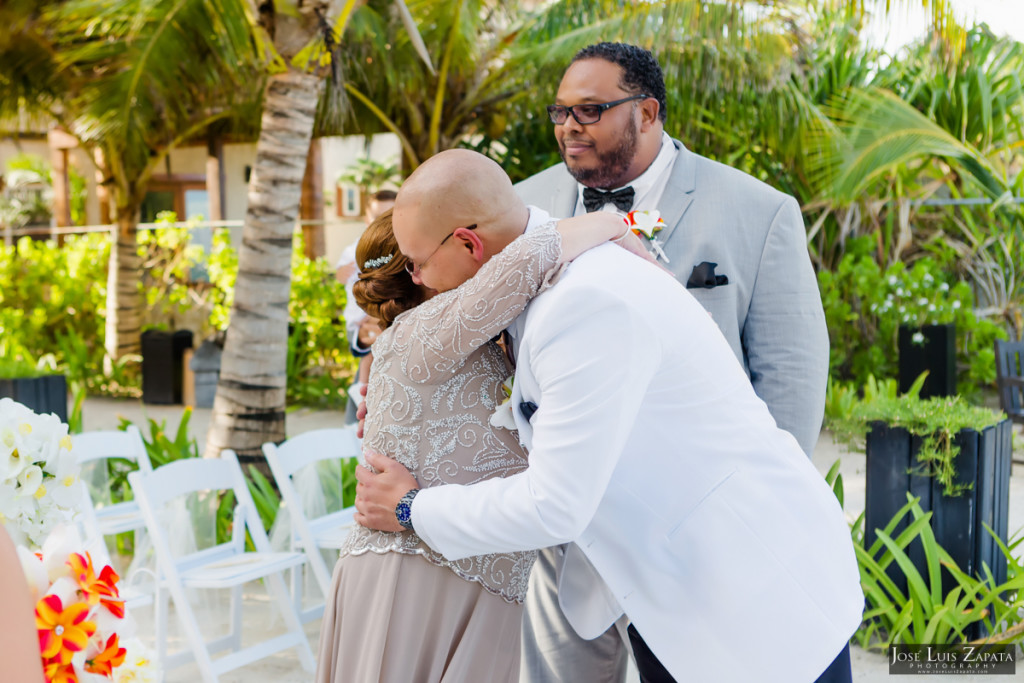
[624,210,670,264]
[489,375,517,431]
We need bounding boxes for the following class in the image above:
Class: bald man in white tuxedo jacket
[412,242,860,683]
[355,149,862,683]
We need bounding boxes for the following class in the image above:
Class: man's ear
[639,98,660,131]
[453,226,485,264]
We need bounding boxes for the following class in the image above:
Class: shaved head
[393,149,529,291]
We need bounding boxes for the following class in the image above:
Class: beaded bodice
[340,223,562,603]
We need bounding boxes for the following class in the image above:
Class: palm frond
[807,86,1008,203]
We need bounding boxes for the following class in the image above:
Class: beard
[559,118,639,190]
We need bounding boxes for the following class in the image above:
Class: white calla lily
[489,399,518,431]
[16,464,43,497]
[627,209,665,238]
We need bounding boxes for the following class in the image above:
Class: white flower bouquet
[1,398,83,548]
[0,399,159,682]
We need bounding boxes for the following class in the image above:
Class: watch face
[396,502,411,524]
[396,488,418,530]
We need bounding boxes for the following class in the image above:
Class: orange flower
[35,594,96,665]
[67,551,124,617]
[42,657,78,683]
[86,633,127,677]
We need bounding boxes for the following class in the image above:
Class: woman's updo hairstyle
[353,209,424,329]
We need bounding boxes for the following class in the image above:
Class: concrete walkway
[80,397,1024,682]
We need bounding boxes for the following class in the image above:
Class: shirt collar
[525,205,553,232]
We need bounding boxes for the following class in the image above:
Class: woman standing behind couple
[315,208,638,682]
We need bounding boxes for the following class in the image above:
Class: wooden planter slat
[898,323,957,398]
[0,375,68,423]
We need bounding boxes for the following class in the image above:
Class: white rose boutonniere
[489,375,517,431]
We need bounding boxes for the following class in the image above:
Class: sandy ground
[81,397,1024,682]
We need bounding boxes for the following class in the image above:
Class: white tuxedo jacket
[414,245,862,682]
[515,140,829,457]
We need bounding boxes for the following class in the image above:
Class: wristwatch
[395,488,420,532]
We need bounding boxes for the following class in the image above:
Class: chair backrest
[128,450,273,571]
[263,427,360,526]
[71,426,151,542]
[995,339,1024,421]
[263,427,360,598]
[263,427,361,478]
[71,425,152,472]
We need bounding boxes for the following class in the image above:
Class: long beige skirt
[316,551,523,683]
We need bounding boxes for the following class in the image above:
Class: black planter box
[189,338,223,409]
[0,374,68,422]
[898,323,956,398]
[141,329,194,404]
[865,419,1013,634]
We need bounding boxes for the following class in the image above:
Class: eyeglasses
[546,94,649,125]
[405,224,476,275]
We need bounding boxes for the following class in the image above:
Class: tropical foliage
[819,237,1006,391]
[0,228,356,407]
[0,0,264,362]
[852,496,1024,648]
[2,0,1022,423]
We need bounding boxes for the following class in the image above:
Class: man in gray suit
[514,42,830,683]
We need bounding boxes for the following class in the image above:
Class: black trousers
[626,624,853,683]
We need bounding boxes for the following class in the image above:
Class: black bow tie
[582,186,635,213]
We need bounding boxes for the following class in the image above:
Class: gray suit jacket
[514,139,828,455]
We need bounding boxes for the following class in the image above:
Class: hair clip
[363,254,394,270]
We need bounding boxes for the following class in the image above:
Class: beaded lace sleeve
[381,222,562,383]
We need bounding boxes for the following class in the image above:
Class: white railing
[2,218,355,240]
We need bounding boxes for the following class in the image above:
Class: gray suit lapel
[552,170,579,218]
[654,139,696,247]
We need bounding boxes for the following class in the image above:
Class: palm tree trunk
[104,209,142,360]
[204,70,323,460]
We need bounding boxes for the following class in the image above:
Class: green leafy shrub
[0,224,356,407]
[819,237,1006,393]
[152,225,355,408]
[0,344,50,379]
[137,213,211,333]
[853,495,1024,648]
[0,233,118,392]
[286,235,355,409]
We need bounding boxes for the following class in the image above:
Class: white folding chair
[72,425,152,538]
[263,426,361,622]
[71,426,154,608]
[128,450,315,682]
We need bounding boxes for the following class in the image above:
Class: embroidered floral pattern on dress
[341,222,563,604]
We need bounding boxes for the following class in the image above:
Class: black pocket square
[519,401,538,422]
[686,261,729,289]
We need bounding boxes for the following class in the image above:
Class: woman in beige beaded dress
[315,209,629,683]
